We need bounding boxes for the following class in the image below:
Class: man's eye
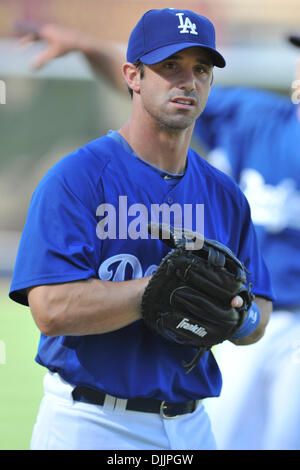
[195,66,208,74]
[164,62,177,70]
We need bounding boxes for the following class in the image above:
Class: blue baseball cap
[127,8,226,68]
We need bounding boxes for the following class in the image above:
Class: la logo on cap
[176,12,198,35]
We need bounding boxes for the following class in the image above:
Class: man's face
[137,47,213,131]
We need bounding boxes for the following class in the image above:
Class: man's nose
[178,68,197,92]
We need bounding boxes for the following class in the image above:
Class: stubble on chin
[156,106,204,133]
[148,103,200,132]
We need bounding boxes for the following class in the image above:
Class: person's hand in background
[15,21,127,92]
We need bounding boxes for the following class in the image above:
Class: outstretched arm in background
[17,22,127,93]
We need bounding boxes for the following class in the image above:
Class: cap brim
[140,43,226,68]
[288,35,300,48]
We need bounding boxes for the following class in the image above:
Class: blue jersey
[9,133,273,402]
[195,86,300,309]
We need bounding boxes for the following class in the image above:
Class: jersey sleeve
[236,190,275,302]
[9,152,103,306]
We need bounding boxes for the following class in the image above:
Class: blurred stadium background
[0,0,299,450]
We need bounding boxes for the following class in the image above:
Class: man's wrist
[232,301,261,340]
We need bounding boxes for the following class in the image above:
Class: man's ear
[210,71,214,86]
[122,62,141,94]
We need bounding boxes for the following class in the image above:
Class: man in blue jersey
[10,9,273,450]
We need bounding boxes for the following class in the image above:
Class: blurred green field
[0,281,45,450]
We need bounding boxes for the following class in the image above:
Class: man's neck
[119,115,195,175]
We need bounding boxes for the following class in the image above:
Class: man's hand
[16,22,83,70]
[15,21,127,92]
[231,296,272,346]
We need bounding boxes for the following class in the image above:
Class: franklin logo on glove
[176,318,208,338]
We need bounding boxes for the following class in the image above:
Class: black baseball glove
[141,223,253,373]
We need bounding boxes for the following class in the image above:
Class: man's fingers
[14,21,41,41]
[231,296,243,308]
[31,49,58,70]
[18,34,34,46]
[18,33,40,46]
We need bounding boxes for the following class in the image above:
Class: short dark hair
[127,60,145,98]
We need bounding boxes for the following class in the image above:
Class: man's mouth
[170,97,197,107]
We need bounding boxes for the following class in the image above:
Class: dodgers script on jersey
[9,133,273,402]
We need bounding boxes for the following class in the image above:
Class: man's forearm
[27,277,150,337]
[79,38,127,93]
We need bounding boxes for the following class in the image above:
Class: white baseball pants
[30,372,217,450]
